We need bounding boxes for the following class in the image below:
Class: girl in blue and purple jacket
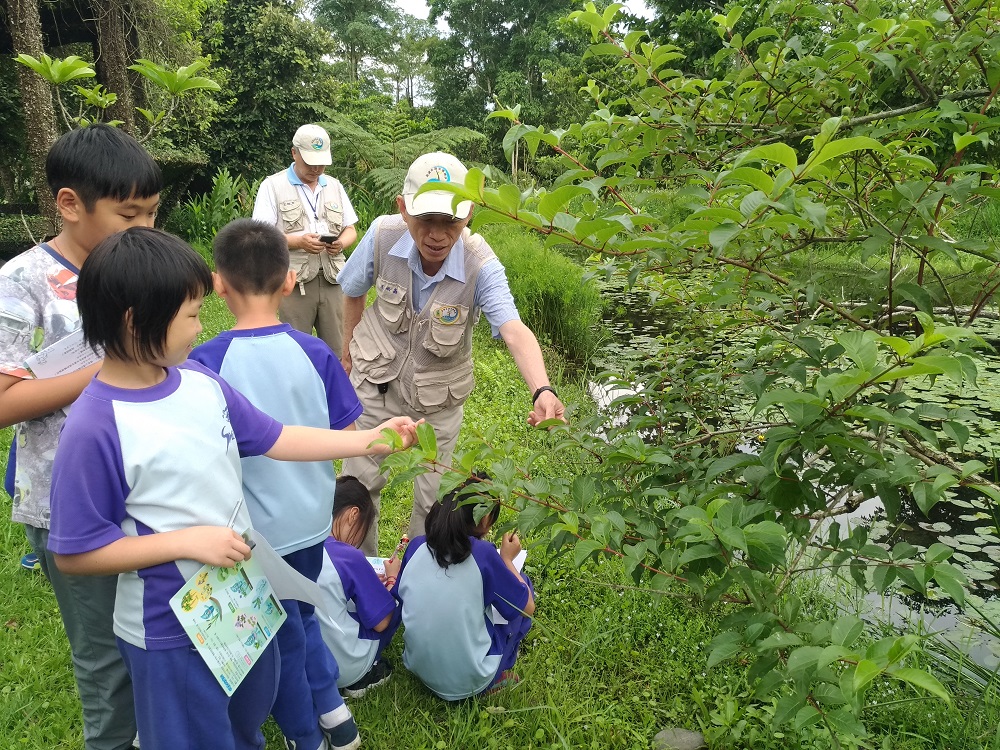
[394,479,535,700]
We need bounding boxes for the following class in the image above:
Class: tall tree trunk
[92,0,136,134]
[7,0,59,233]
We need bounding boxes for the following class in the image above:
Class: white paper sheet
[24,328,102,378]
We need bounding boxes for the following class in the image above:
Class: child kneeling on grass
[394,477,535,700]
[316,476,401,697]
[46,227,418,750]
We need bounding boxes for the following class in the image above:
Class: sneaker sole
[323,727,362,750]
[343,672,392,698]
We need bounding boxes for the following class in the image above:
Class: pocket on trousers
[411,362,475,413]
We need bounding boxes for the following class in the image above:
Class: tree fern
[306,104,488,173]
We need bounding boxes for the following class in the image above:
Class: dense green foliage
[483,225,604,363]
[5,294,998,748]
[390,0,1000,744]
[203,0,339,175]
[164,167,256,261]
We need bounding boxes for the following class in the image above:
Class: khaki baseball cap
[402,152,472,219]
[292,124,332,166]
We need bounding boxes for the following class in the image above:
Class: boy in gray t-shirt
[0,124,161,750]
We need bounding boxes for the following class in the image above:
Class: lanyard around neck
[297,183,321,220]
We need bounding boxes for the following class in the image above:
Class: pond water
[591,279,1000,674]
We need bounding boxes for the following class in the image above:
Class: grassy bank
[2,293,998,748]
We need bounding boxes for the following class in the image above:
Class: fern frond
[396,127,489,164]
[315,116,395,171]
[359,167,408,201]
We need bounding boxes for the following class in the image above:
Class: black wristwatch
[532,385,558,404]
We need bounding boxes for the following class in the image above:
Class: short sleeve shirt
[190,324,363,554]
[252,167,358,232]
[0,244,82,527]
[396,536,531,700]
[337,216,520,337]
[47,362,283,650]
[316,537,398,686]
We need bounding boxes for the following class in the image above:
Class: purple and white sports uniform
[317,537,399,686]
[190,323,361,555]
[191,324,363,749]
[48,361,282,649]
[396,535,533,700]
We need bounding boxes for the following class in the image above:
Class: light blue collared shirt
[285,163,328,188]
[338,216,520,337]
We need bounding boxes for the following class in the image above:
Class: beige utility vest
[349,214,495,413]
[264,172,348,287]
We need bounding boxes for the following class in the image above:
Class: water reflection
[591,281,1000,672]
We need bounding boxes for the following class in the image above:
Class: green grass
[480,225,605,365]
[4,290,1000,748]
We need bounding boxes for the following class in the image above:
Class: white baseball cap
[292,124,332,166]
[402,152,472,219]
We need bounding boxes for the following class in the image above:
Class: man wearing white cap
[252,123,358,357]
[338,151,566,553]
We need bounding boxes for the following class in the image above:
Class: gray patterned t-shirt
[0,244,82,528]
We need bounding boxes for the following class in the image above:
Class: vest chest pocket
[411,361,475,413]
[349,313,397,383]
[423,303,468,358]
[375,277,410,334]
[323,202,344,235]
[278,200,305,232]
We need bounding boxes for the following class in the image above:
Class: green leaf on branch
[707,630,742,669]
[887,667,951,703]
[802,135,885,176]
[931,563,967,606]
[738,143,798,171]
[852,659,882,695]
[16,53,95,85]
[573,539,606,567]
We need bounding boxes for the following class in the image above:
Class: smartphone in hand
[319,233,339,244]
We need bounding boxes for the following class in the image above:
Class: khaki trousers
[279,275,344,358]
[343,378,465,555]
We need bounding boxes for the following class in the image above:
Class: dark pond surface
[591,280,1000,672]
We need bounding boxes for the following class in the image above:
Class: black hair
[213,219,290,295]
[78,227,212,362]
[424,473,499,570]
[46,124,161,209]
[334,475,377,538]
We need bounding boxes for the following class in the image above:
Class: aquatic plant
[385,0,1000,744]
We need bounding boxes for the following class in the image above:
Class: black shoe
[343,658,393,698]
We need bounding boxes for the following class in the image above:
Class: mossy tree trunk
[7,0,58,233]
[92,0,135,134]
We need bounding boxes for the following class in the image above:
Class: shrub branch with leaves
[385,0,1000,744]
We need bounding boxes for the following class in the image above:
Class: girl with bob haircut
[394,475,535,700]
[46,227,419,750]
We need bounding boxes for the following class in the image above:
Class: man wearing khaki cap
[338,152,566,553]
[253,124,357,357]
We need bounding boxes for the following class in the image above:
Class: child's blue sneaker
[321,716,361,750]
[20,552,40,572]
